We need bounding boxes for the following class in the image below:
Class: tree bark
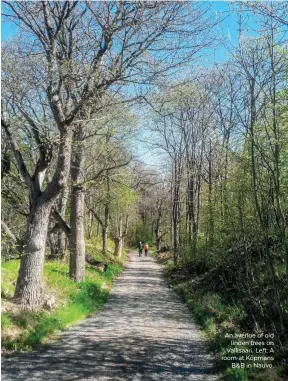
[102,175,110,254]
[57,185,69,258]
[69,127,85,282]
[208,139,214,245]
[14,199,52,309]
[88,210,93,239]
[114,215,123,257]
[172,159,181,264]
[69,185,85,281]
[47,186,69,260]
[102,225,108,254]
[154,200,163,252]
[12,127,73,309]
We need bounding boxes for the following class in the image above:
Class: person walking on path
[138,241,143,257]
[144,243,149,256]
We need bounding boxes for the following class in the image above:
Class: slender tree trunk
[192,169,201,256]
[102,226,108,254]
[155,199,164,252]
[208,139,214,245]
[123,214,129,248]
[172,159,181,264]
[114,215,123,257]
[69,185,85,281]
[69,127,85,282]
[88,210,93,239]
[57,185,69,258]
[102,175,110,254]
[187,175,193,244]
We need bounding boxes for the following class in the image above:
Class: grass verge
[1,241,127,354]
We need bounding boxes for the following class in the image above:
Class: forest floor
[2,252,219,381]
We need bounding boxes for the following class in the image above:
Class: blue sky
[0,1,264,169]
[1,1,257,50]
[1,1,239,45]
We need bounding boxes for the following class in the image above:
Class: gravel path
[2,253,218,381]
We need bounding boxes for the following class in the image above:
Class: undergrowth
[158,252,287,381]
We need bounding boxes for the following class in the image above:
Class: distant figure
[138,241,143,257]
[144,243,149,256]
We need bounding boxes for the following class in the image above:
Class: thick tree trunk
[13,128,73,309]
[69,127,85,282]
[14,200,52,309]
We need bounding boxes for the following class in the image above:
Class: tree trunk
[57,185,69,258]
[14,199,52,309]
[47,219,58,259]
[102,226,108,254]
[114,236,123,257]
[88,210,93,239]
[208,139,214,245]
[114,215,123,257]
[172,160,181,264]
[13,127,73,309]
[123,214,129,248]
[48,185,69,260]
[69,127,85,282]
[102,182,110,254]
[69,185,85,281]
[156,233,161,252]
[155,202,163,252]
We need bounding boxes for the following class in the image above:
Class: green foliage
[1,314,13,329]
[226,368,247,381]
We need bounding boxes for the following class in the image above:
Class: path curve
[2,254,218,381]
